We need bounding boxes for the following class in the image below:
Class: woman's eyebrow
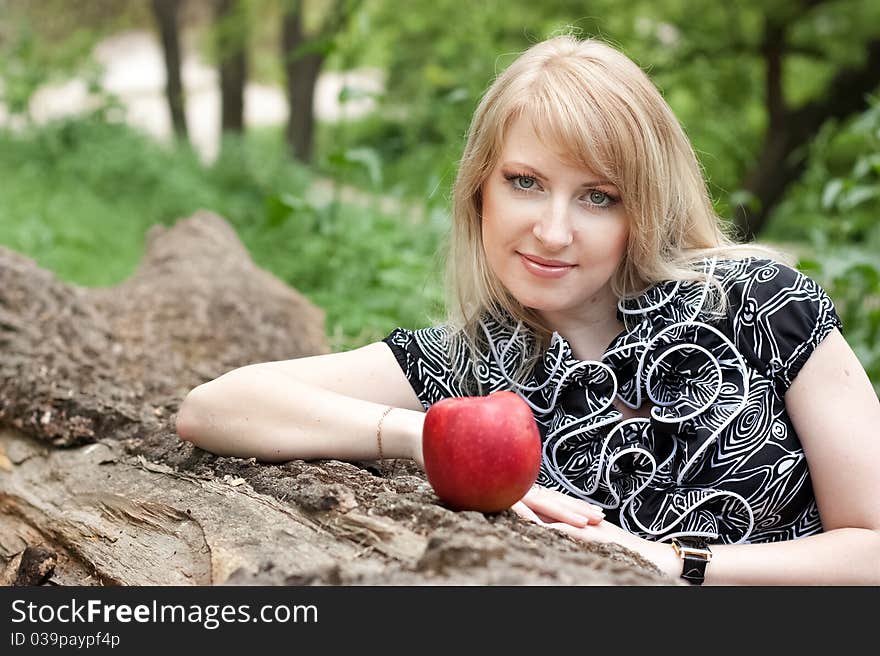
[500,161,615,188]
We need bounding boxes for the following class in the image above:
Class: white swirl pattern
[383,258,842,544]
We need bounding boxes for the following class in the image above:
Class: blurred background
[1,0,878,393]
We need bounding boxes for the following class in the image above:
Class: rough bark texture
[0,211,677,586]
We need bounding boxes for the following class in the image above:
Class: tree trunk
[214,0,247,134]
[281,7,324,163]
[735,31,880,240]
[151,0,188,140]
[0,211,673,586]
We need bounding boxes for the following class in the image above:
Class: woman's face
[480,115,630,323]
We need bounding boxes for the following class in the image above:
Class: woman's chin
[514,294,571,313]
[501,277,581,313]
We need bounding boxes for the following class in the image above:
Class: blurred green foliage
[0,21,101,119]
[0,0,148,120]
[0,114,445,352]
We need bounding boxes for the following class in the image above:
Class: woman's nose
[533,201,574,250]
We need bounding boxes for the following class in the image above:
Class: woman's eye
[505,174,616,207]
[585,190,612,207]
[514,176,536,190]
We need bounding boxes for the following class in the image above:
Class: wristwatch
[671,537,712,585]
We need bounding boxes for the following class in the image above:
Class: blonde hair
[438,35,788,395]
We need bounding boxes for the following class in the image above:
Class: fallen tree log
[0,211,675,585]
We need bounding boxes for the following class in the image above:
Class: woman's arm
[176,349,603,526]
[645,527,880,585]
[175,343,427,465]
[549,329,880,584]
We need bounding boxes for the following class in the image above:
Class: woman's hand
[511,485,605,528]
[545,519,678,576]
[546,517,643,550]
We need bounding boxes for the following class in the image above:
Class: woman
[176,36,880,585]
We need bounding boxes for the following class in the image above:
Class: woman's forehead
[497,112,611,176]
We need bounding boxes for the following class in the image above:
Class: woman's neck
[537,293,624,362]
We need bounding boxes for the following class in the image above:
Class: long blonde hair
[439,35,787,394]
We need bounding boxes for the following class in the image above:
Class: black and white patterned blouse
[383,258,843,545]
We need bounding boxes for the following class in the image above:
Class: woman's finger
[525,502,592,527]
[528,486,605,513]
[511,500,546,525]
[523,487,604,524]
[540,487,605,516]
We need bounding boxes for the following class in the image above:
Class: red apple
[422,390,542,513]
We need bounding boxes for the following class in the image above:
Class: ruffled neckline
[482,258,724,408]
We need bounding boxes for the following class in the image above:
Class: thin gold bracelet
[376,406,393,460]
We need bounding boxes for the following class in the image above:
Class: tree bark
[151,0,188,140]
[214,0,247,134]
[281,6,323,162]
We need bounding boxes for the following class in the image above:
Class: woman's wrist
[642,540,682,580]
[379,407,425,466]
[407,411,426,467]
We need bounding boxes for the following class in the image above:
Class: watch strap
[680,552,709,585]
[672,537,712,586]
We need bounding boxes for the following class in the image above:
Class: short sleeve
[726,259,843,392]
[382,325,468,411]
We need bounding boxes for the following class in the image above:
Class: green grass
[0,114,448,352]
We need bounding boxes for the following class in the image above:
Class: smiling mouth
[517,253,576,279]
[517,252,577,268]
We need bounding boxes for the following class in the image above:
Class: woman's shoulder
[619,256,808,326]
[653,256,834,317]
[708,256,842,389]
[623,256,841,389]
[678,255,812,289]
[383,312,544,407]
[383,313,525,356]
[384,323,455,349]
[711,255,818,290]
[707,256,837,323]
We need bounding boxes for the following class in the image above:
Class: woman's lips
[518,253,576,279]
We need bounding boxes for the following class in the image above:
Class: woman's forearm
[644,527,880,585]
[175,366,426,464]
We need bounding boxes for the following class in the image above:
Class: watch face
[675,537,708,548]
